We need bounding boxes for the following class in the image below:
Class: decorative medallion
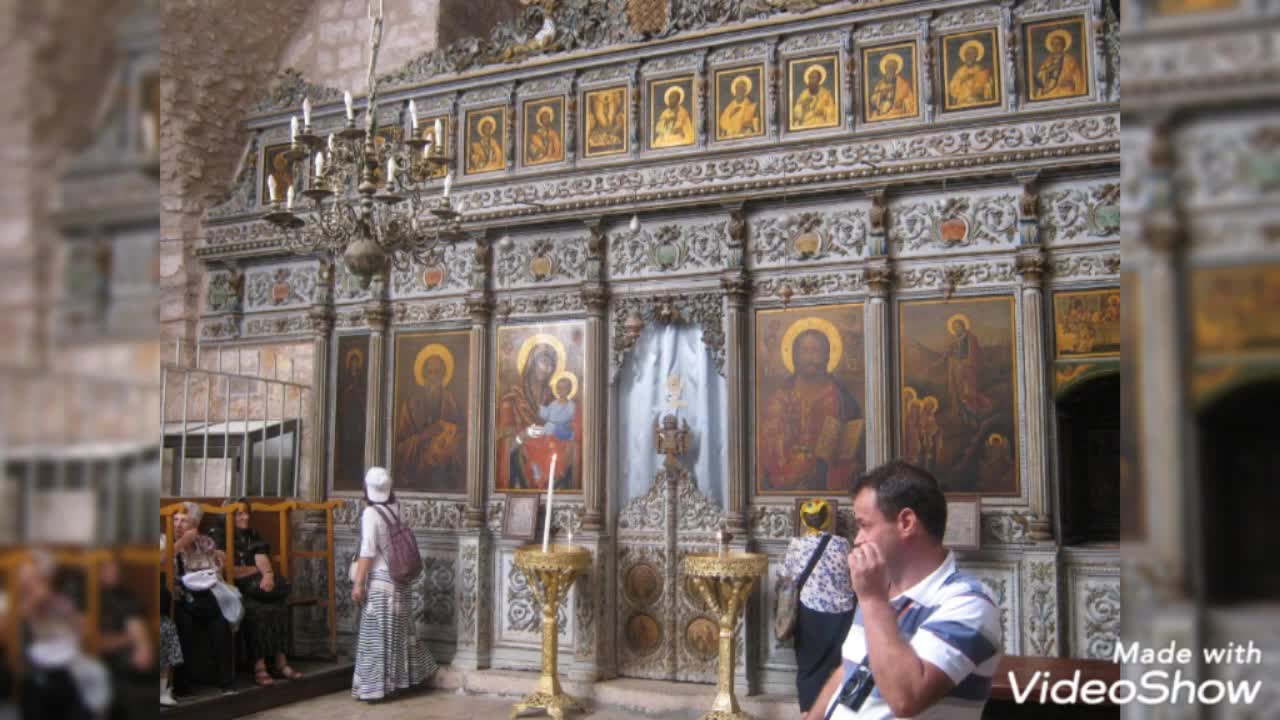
[625,562,663,607]
[793,231,823,258]
[530,254,555,280]
[938,215,971,245]
[626,0,669,36]
[649,227,687,270]
[422,264,447,289]
[625,612,662,655]
[685,617,719,661]
[1088,203,1120,235]
[271,269,292,304]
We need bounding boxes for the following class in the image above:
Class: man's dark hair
[851,460,947,541]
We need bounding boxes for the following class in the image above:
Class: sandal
[274,665,302,680]
[254,668,275,686]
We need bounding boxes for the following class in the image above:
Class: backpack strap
[796,533,832,595]
[372,504,401,529]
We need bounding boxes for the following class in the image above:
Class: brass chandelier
[263,0,460,289]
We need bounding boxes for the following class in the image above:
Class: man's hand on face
[849,542,891,604]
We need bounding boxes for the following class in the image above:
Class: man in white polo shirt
[806,460,1002,720]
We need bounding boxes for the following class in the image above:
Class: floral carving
[389,243,472,297]
[750,210,868,265]
[496,236,587,288]
[1050,252,1120,279]
[244,313,311,337]
[418,555,457,628]
[982,511,1034,544]
[890,196,1018,251]
[506,558,568,636]
[1040,184,1121,244]
[933,6,1002,30]
[754,271,865,300]
[494,292,586,319]
[611,293,725,381]
[391,300,470,325]
[1083,581,1120,660]
[246,265,317,309]
[457,544,480,645]
[896,261,1017,290]
[1024,559,1058,656]
[611,223,726,277]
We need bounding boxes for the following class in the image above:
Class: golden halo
[664,85,685,106]
[781,317,843,375]
[730,75,753,96]
[550,370,578,400]
[803,63,827,85]
[413,343,455,387]
[879,53,906,76]
[516,333,568,376]
[987,432,1006,447]
[902,386,918,405]
[958,39,985,62]
[1045,29,1072,52]
[947,313,972,335]
[536,106,554,125]
[922,395,939,412]
[477,115,497,135]
[345,348,365,370]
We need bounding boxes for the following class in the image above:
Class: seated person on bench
[98,553,154,720]
[210,499,301,686]
[172,502,241,695]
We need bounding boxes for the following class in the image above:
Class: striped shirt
[827,552,1002,720]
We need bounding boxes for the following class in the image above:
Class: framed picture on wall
[390,330,470,494]
[1024,16,1090,102]
[332,333,370,493]
[943,494,981,551]
[583,86,628,157]
[793,497,840,537]
[502,495,540,541]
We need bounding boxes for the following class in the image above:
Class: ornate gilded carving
[389,242,473,297]
[610,223,726,277]
[750,210,868,264]
[891,195,1019,251]
[627,0,669,36]
[610,292,725,380]
[497,236,587,287]
[249,68,343,116]
[1083,581,1120,660]
[1023,559,1058,656]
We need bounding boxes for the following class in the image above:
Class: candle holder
[683,552,768,720]
[510,543,592,720]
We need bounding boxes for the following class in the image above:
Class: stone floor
[240,688,703,720]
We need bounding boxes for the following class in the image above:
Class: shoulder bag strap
[796,533,833,595]
[372,504,401,529]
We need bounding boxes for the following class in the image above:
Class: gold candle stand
[684,551,769,720]
[510,543,592,720]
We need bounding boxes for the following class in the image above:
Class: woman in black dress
[213,499,300,686]
[171,502,238,695]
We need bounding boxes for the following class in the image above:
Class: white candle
[443,172,452,197]
[314,151,324,178]
[267,174,278,203]
[327,132,335,153]
[409,99,418,129]
[302,97,311,126]
[344,91,354,121]
[286,184,295,209]
[434,118,444,143]
[629,214,640,232]
[290,116,298,142]
[542,453,558,553]
[422,142,430,159]
[386,157,397,185]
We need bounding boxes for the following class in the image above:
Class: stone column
[464,293,491,528]
[581,220,609,531]
[362,284,390,471]
[307,305,334,502]
[863,262,893,468]
[453,530,493,670]
[721,273,750,535]
[1015,249,1053,543]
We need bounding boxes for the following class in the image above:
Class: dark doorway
[1057,374,1121,544]
[1199,380,1280,604]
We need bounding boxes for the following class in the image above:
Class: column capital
[363,300,390,330]
[865,263,893,298]
[720,273,750,305]
[581,283,609,314]
[1015,250,1048,287]
[307,304,335,336]
[466,293,492,323]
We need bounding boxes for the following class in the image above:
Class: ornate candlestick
[511,543,592,720]
[684,551,768,720]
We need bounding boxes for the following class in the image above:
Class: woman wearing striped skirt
[350,467,436,701]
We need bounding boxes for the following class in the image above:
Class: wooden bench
[159,498,343,658]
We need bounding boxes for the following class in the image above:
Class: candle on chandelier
[541,453,558,553]
[267,174,278,203]
[314,151,324,179]
[344,91,354,121]
[408,99,418,130]
[629,214,640,231]
[327,133,335,153]
[386,157,397,185]
[302,97,311,127]
[434,118,443,144]
[286,184,295,210]
[443,172,452,197]
[290,116,298,142]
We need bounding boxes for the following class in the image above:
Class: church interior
[0,0,1275,718]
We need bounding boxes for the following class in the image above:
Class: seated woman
[16,549,111,720]
[158,535,183,707]
[171,502,241,695]
[210,499,302,686]
[97,554,154,720]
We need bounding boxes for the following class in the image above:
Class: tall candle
[434,118,443,143]
[286,184,295,210]
[408,99,418,129]
[267,174,278,203]
[327,132,335,153]
[443,172,452,198]
[302,97,311,126]
[344,91,354,121]
[541,453,558,553]
[290,116,298,142]
[386,157,397,185]
[314,151,324,178]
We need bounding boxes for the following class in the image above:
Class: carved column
[1017,173,1041,246]
[696,50,709,147]
[1015,250,1053,543]
[581,222,609,531]
[454,530,493,670]
[918,14,936,123]
[766,38,780,140]
[1001,0,1019,112]
[464,293,491,528]
[362,284,390,471]
[629,62,642,158]
[721,273,750,535]
[864,263,893,469]
[307,305,335,502]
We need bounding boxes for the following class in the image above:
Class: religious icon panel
[494,321,587,493]
[648,76,696,149]
[1053,288,1121,358]
[787,55,841,132]
[391,330,470,493]
[262,143,296,205]
[862,41,919,124]
[1024,16,1090,102]
[583,86,628,157]
[755,303,866,495]
[523,96,566,166]
[899,296,1020,496]
[714,65,764,141]
[419,114,450,179]
[333,334,370,492]
[940,28,1001,112]
[465,106,507,175]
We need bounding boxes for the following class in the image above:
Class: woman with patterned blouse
[782,499,856,713]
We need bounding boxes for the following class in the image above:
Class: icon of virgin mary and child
[497,334,582,490]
